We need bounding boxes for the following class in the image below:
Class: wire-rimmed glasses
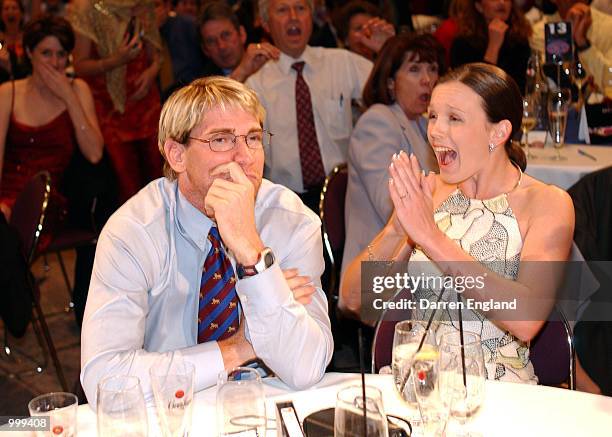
[188,130,273,152]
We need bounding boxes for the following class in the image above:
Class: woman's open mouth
[433,146,457,167]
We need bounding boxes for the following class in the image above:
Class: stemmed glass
[412,355,448,436]
[392,320,438,423]
[547,88,571,161]
[604,64,612,100]
[521,96,537,159]
[334,385,388,437]
[97,375,148,437]
[216,367,267,437]
[28,392,78,437]
[438,331,485,437]
[150,358,195,437]
[572,60,588,111]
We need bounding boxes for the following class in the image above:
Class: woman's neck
[26,74,56,100]
[458,155,520,200]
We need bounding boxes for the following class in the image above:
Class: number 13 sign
[545,21,574,64]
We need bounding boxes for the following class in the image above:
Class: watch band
[237,247,275,279]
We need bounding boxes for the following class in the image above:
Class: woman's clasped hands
[388,151,439,247]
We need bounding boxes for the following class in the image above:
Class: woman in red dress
[68,0,163,203]
[0,15,103,220]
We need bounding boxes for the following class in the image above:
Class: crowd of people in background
[1,0,611,398]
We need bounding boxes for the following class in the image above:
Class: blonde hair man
[81,76,333,405]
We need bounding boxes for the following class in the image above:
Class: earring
[488,143,496,153]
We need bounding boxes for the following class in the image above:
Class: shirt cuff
[235,262,292,316]
[181,341,225,391]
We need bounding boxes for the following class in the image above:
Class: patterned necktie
[197,227,239,343]
[292,61,326,189]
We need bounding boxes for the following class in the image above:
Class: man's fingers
[283,268,299,280]
[210,162,251,186]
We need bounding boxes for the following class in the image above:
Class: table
[74,373,612,437]
[525,144,612,190]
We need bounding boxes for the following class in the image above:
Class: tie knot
[208,226,221,247]
[292,61,305,74]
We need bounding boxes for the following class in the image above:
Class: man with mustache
[80,77,333,405]
[246,0,392,211]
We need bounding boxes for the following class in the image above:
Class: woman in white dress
[340,63,574,382]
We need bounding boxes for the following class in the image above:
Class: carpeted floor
[0,250,82,418]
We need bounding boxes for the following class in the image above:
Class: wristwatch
[236,247,275,279]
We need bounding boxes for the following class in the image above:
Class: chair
[318,163,348,299]
[6,171,69,391]
[530,306,576,390]
[371,288,413,373]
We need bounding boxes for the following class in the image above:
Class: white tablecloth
[74,373,612,437]
[525,145,612,190]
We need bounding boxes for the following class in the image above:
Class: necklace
[458,160,523,200]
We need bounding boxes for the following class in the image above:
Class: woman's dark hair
[457,0,532,43]
[362,32,446,108]
[23,15,75,54]
[438,62,526,171]
[334,0,381,43]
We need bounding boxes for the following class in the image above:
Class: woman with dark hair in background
[341,33,444,278]
[341,63,574,382]
[0,0,29,83]
[450,0,532,93]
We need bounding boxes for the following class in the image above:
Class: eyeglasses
[202,30,238,49]
[188,130,273,152]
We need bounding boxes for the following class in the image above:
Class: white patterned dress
[409,188,537,384]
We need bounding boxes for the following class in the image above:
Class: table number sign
[545,21,574,64]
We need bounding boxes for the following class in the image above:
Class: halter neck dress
[409,186,537,383]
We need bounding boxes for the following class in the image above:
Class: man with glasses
[199,1,280,82]
[80,76,333,405]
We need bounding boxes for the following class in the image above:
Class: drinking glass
[547,88,571,160]
[521,96,537,159]
[572,60,587,110]
[392,320,437,421]
[334,385,388,437]
[28,392,78,437]
[150,359,195,437]
[412,357,449,436]
[216,367,267,437]
[438,331,485,437]
[604,64,612,101]
[97,375,148,437]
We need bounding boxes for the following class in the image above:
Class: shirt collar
[175,183,214,250]
[278,45,315,75]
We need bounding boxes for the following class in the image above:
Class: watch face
[264,250,275,267]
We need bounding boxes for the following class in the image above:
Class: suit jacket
[341,103,438,276]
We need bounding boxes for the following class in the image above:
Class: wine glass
[604,64,612,101]
[97,375,148,437]
[521,96,537,159]
[572,60,588,110]
[334,385,388,437]
[547,88,571,161]
[216,367,267,437]
[150,358,195,437]
[438,331,485,437]
[412,356,449,436]
[392,320,437,422]
[28,392,78,437]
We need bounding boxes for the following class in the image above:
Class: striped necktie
[197,227,239,342]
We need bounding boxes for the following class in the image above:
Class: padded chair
[318,163,348,300]
[7,171,69,391]
[371,288,413,373]
[530,306,575,389]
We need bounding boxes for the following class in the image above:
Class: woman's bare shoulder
[520,174,574,214]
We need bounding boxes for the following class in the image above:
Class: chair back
[9,171,51,264]
[371,288,413,373]
[319,163,348,295]
[530,306,575,389]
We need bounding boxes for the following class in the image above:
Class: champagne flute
[521,96,537,159]
[392,320,437,422]
[547,89,571,161]
[97,375,148,437]
[604,64,612,101]
[412,356,448,436]
[438,331,485,437]
[572,60,588,110]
